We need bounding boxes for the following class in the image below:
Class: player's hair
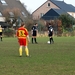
[35,23,38,25]
[21,22,25,27]
[48,23,51,25]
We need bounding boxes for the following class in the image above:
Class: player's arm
[36,29,38,34]
[53,30,54,36]
[2,28,4,30]
[15,30,18,37]
[48,30,49,35]
[31,26,33,35]
[31,30,33,35]
[25,29,30,42]
[27,35,30,42]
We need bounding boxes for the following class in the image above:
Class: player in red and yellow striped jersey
[0,25,4,41]
[16,22,30,57]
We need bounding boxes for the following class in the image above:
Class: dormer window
[9,12,14,17]
[0,12,2,16]
[0,0,7,5]
[22,12,26,17]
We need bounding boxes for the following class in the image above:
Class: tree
[2,8,21,28]
[2,8,11,27]
[59,14,75,29]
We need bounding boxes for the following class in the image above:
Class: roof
[41,0,75,20]
[0,0,29,21]
[32,0,75,14]
[42,8,74,20]
[50,0,75,12]
[42,9,62,20]
[53,9,67,15]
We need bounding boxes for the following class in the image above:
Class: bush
[3,28,15,37]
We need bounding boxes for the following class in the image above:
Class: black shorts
[32,31,37,36]
[0,32,2,36]
[48,33,53,37]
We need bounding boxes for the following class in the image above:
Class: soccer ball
[47,41,50,44]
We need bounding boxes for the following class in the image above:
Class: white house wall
[68,12,75,18]
[0,17,5,22]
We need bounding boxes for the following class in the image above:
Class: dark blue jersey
[32,25,38,32]
[48,25,53,33]
[31,25,38,36]
[48,25,53,36]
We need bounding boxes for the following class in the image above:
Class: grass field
[0,37,75,75]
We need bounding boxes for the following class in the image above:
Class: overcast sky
[20,0,75,13]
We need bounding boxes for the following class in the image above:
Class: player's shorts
[0,32,2,36]
[48,33,53,37]
[18,38,28,46]
[32,31,37,36]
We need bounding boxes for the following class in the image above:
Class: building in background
[32,0,75,20]
[0,0,30,27]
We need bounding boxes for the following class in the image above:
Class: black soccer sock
[52,38,53,42]
[1,37,2,41]
[50,38,51,44]
[34,38,37,43]
[32,38,33,43]
[52,37,54,43]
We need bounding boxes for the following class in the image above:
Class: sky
[20,0,75,13]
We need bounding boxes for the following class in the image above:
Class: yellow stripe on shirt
[0,28,2,32]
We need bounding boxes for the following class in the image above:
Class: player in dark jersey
[48,23,54,44]
[31,23,38,44]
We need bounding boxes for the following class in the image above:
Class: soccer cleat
[52,41,54,44]
[35,42,38,44]
[32,42,34,44]
[50,41,54,44]
[26,55,31,57]
[19,55,22,57]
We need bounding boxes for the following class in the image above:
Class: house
[32,0,75,20]
[0,0,30,27]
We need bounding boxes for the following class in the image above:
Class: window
[22,12,26,17]
[47,3,50,7]
[0,0,7,5]
[9,12,14,17]
[40,13,44,17]
[0,12,2,16]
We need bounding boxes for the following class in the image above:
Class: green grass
[0,37,75,75]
